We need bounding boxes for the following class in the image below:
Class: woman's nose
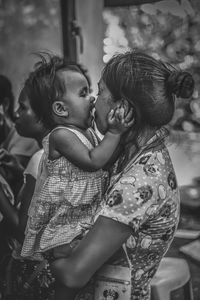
[90,96,95,104]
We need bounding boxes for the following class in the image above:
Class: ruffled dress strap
[87,127,99,147]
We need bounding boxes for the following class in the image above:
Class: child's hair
[24,52,91,129]
[102,50,194,130]
[0,74,15,121]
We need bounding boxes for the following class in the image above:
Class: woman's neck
[137,126,157,149]
[124,126,158,162]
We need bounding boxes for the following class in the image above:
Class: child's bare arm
[50,107,133,171]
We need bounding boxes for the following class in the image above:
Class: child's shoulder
[49,126,90,145]
[50,126,77,138]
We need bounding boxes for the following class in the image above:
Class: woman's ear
[52,101,69,117]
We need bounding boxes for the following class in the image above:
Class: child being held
[21,54,133,261]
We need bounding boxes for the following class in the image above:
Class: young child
[21,54,133,261]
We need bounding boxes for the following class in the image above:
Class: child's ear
[52,101,69,117]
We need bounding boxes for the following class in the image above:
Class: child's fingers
[123,100,129,116]
[124,118,134,128]
[114,108,124,123]
[108,109,115,121]
[124,107,134,122]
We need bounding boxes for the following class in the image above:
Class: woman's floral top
[77,132,180,300]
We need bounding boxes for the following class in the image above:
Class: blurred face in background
[15,88,44,139]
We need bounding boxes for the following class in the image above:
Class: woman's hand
[0,148,24,184]
[0,148,24,197]
[107,104,134,135]
[0,148,24,173]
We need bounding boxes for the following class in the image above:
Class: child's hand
[107,104,134,135]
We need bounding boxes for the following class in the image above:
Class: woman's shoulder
[124,145,175,182]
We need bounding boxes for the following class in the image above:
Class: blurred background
[1,0,200,187]
[1,0,200,298]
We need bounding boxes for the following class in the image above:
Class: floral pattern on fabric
[77,135,180,300]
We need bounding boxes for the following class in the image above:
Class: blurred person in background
[0,74,39,197]
[0,79,45,299]
[0,74,41,285]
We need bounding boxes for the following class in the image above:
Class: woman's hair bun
[167,70,194,99]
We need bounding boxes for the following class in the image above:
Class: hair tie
[167,71,194,99]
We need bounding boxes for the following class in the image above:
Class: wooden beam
[104,0,165,7]
[60,0,77,61]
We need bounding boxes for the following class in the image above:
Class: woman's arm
[51,216,133,290]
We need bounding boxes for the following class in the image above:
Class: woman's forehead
[98,78,104,87]
[18,88,27,102]
[98,79,109,93]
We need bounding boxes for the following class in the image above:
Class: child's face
[60,70,94,129]
[15,88,43,138]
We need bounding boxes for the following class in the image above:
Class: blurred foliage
[103,0,200,133]
[0,0,61,96]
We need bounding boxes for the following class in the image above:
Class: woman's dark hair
[24,52,89,129]
[0,75,15,121]
[102,50,194,133]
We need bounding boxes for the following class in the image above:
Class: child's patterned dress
[21,126,109,258]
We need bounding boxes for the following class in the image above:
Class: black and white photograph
[0,0,200,299]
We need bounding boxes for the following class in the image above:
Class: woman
[0,84,48,299]
[0,74,39,198]
[51,51,194,300]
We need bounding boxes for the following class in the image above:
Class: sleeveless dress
[21,126,109,258]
